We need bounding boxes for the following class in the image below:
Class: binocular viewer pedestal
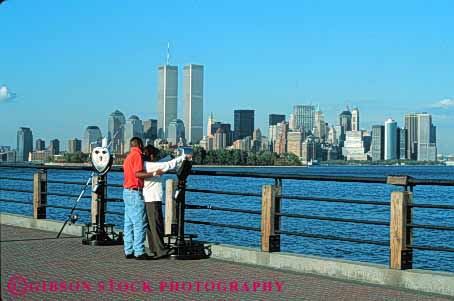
[82,175,123,246]
[164,158,211,260]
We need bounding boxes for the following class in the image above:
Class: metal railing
[1,163,454,270]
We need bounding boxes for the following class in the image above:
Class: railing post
[91,176,99,225]
[390,190,413,269]
[261,184,280,252]
[33,170,47,219]
[165,179,177,235]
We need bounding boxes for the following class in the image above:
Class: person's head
[130,137,144,149]
[143,144,160,161]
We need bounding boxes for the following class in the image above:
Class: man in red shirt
[123,137,162,260]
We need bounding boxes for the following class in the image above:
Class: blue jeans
[123,189,147,256]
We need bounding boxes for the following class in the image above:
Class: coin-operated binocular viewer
[82,146,123,246]
[165,147,211,259]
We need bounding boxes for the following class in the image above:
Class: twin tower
[157,64,204,145]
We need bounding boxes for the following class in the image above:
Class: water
[1,165,453,272]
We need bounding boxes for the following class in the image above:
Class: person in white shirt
[142,145,190,259]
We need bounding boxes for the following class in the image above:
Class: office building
[35,139,45,151]
[167,119,185,145]
[157,65,178,139]
[273,121,288,154]
[200,135,214,151]
[68,138,82,153]
[234,110,254,140]
[371,125,385,161]
[211,122,233,146]
[17,127,33,162]
[183,64,204,144]
[342,131,368,161]
[29,150,52,162]
[288,113,296,130]
[251,128,262,152]
[293,105,315,133]
[313,107,326,140]
[108,110,126,154]
[352,107,360,131]
[301,137,318,163]
[207,113,215,137]
[398,128,408,160]
[385,119,397,160]
[339,108,352,146]
[83,126,102,153]
[48,139,60,155]
[213,128,227,150]
[327,126,338,145]
[143,119,158,141]
[269,114,286,127]
[123,116,144,153]
[287,131,304,157]
[404,113,418,160]
[417,113,437,161]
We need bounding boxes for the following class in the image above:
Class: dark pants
[145,202,168,257]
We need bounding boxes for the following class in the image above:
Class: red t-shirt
[123,147,144,189]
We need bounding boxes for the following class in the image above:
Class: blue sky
[1,0,453,153]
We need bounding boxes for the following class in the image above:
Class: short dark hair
[144,144,160,158]
[130,137,143,148]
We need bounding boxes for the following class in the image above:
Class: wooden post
[261,184,280,252]
[165,179,177,235]
[91,176,99,225]
[390,191,413,269]
[33,171,47,219]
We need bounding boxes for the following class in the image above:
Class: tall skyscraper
[17,127,33,162]
[83,126,102,153]
[371,125,385,161]
[183,64,204,144]
[108,110,126,154]
[67,138,82,153]
[48,139,60,155]
[352,107,360,131]
[234,110,255,140]
[123,116,144,153]
[313,107,326,140]
[157,65,178,139]
[417,113,437,161]
[35,139,45,151]
[398,128,408,160]
[273,121,288,154]
[207,113,215,137]
[339,108,352,146]
[167,119,186,145]
[385,119,397,160]
[293,105,315,133]
[288,113,296,130]
[404,113,418,160]
[143,119,158,141]
[268,114,286,127]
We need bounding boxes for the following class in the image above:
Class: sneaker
[134,253,156,260]
[125,253,135,259]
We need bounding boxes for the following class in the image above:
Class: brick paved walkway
[1,225,451,301]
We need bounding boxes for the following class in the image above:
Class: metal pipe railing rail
[1,164,454,271]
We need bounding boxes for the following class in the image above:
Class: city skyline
[1,1,453,153]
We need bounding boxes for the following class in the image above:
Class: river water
[1,165,453,272]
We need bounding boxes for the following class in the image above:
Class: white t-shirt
[143,155,185,203]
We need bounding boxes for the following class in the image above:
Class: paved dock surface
[1,225,451,301]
